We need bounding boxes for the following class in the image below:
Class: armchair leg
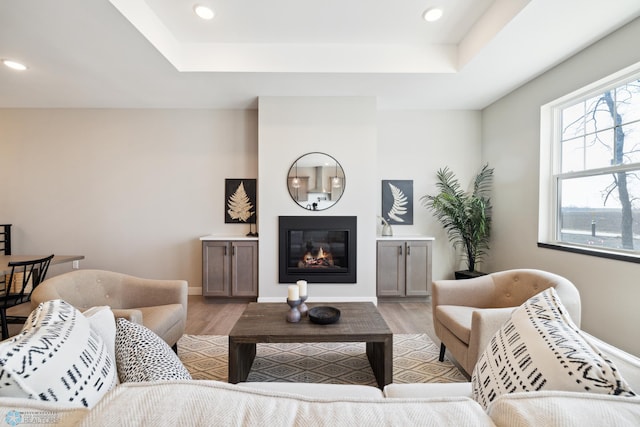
[439,343,446,362]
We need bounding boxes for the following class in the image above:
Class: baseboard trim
[190,288,378,304]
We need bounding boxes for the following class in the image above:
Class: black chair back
[4,254,54,304]
[1,254,54,339]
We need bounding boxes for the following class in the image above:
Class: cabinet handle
[398,246,402,256]
[407,245,411,256]
[232,246,236,256]
[224,246,227,256]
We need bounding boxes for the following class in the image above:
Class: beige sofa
[31,269,188,349]
[0,294,640,427]
[0,330,637,426]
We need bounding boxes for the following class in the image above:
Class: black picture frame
[225,179,257,224]
[381,180,413,225]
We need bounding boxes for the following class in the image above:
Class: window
[540,64,640,260]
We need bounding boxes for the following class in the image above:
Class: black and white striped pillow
[472,287,635,409]
[0,299,117,407]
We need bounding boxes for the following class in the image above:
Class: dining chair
[1,254,54,339]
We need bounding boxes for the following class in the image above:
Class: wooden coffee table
[228,302,393,389]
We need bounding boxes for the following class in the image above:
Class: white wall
[257,97,378,302]
[0,109,258,285]
[482,18,640,355]
[377,110,482,280]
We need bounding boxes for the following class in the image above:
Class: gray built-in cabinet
[376,238,433,298]
[201,237,258,299]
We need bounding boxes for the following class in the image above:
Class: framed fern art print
[225,179,257,224]
[381,180,413,225]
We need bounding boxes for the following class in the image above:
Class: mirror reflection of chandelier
[332,162,341,188]
[292,161,300,188]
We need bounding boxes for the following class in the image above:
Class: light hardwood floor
[8,297,438,344]
[8,296,463,375]
[184,296,438,343]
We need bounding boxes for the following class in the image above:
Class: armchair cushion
[138,304,186,348]
[111,308,143,325]
[471,287,635,409]
[436,306,474,344]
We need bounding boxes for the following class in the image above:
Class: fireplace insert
[279,216,356,283]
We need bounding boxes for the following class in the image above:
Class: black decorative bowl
[308,306,341,325]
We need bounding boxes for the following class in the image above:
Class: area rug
[178,333,467,386]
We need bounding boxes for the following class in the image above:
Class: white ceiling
[1,0,639,110]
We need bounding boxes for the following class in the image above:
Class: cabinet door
[202,241,231,296]
[376,241,405,296]
[231,241,258,297]
[405,240,432,296]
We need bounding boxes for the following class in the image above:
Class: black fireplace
[279,216,357,283]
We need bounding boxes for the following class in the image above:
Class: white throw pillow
[0,299,117,408]
[471,287,636,409]
[83,306,119,384]
[115,318,191,383]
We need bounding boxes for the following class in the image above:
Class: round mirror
[287,152,345,211]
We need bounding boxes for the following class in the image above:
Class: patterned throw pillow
[0,299,117,408]
[472,287,636,409]
[115,318,191,382]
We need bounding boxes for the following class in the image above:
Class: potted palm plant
[420,164,494,279]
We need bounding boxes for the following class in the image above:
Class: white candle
[297,280,308,297]
[288,285,299,301]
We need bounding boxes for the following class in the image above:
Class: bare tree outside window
[558,78,640,252]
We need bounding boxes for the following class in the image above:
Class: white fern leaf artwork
[227,181,255,222]
[387,183,408,222]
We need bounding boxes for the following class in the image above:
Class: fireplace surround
[279,216,357,283]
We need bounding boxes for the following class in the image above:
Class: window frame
[539,61,640,262]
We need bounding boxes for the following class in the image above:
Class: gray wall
[482,17,640,355]
[0,109,258,284]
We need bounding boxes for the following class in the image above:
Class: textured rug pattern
[178,334,467,385]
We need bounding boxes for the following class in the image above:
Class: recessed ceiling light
[423,8,443,22]
[3,59,27,71]
[194,5,214,20]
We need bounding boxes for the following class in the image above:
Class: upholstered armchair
[31,269,188,350]
[432,269,581,376]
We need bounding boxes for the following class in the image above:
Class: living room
[1,0,639,366]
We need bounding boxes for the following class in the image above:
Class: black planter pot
[454,270,487,280]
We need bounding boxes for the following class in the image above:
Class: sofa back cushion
[487,391,640,427]
[80,381,497,426]
[581,331,640,393]
[471,287,635,409]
